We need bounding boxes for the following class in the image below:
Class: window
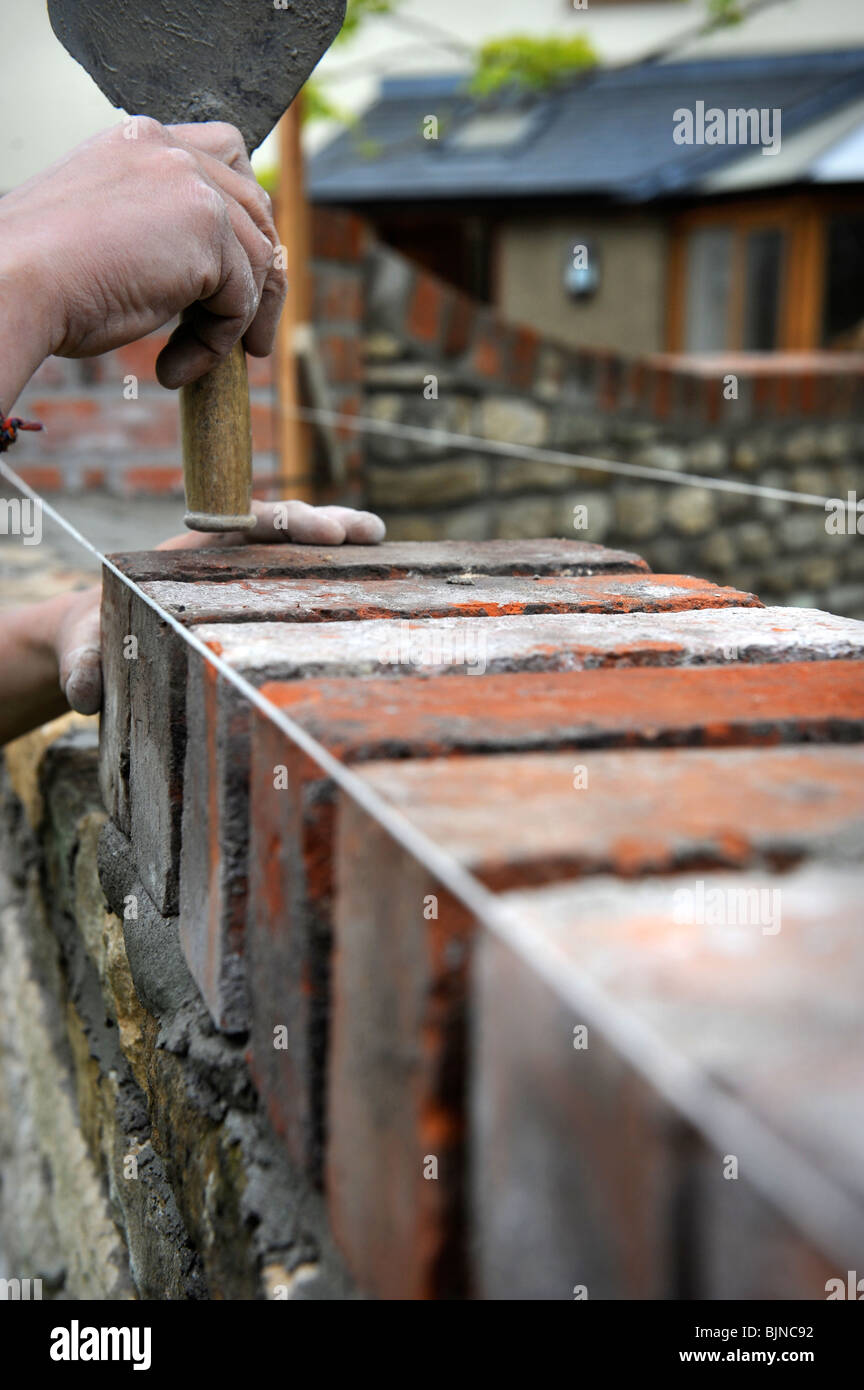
[822,213,864,348]
[680,220,784,351]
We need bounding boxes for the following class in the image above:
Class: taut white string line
[1,453,862,1271]
[284,402,856,510]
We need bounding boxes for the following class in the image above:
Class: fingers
[179,148,286,357]
[312,506,387,544]
[167,121,255,178]
[154,126,285,387]
[249,500,386,545]
[56,591,102,716]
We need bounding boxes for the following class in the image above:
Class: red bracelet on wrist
[0,410,43,453]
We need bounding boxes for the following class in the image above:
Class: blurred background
[3,0,864,615]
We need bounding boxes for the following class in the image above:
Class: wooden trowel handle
[180,329,256,533]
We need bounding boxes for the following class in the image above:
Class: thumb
[56,589,102,716]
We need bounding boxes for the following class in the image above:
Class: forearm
[0,594,81,745]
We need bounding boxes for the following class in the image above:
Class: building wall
[496,214,668,355]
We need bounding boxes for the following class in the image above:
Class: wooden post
[275,98,313,499]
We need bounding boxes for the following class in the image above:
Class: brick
[477,864,864,1295]
[326,797,475,1298]
[310,207,366,262]
[99,569,133,835]
[179,660,251,1031]
[122,466,184,496]
[326,751,864,1293]
[104,539,649,919]
[242,660,864,1193]
[145,573,762,626]
[108,537,649,584]
[127,600,188,915]
[471,924,680,1298]
[260,661,864,757]
[103,594,864,918]
[240,658,862,1167]
[194,606,864,680]
[20,397,99,449]
[406,276,446,346]
[443,293,477,357]
[11,465,63,491]
[356,746,864,890]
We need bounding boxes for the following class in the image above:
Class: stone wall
[0,716,354,1300]
[363,245,864,619]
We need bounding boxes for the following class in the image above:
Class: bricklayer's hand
[158,499,387,549]
[52,500,385,726]
[0,119,285,406]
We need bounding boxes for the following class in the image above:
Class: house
[308,50,864,356]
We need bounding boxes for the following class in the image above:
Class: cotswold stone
[479,397,547,447]
[686,438,728,474]
[615,486,661,540]
[664,487,716,536]
[368,458,487,508]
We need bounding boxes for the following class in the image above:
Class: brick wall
[3,536,864,1298]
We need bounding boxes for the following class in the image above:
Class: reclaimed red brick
[123,466,184,496]
[444,293,477,357]
[508,326,541,390]
[144,573,762,626]
[406,276,446,346]
[111,538,648,584]
[326,796,474,1298]
[356,745,864,890]
[310,207,367,262]
[12,465,63,491]
[475,864,864,1297]
[243,659,864,1181]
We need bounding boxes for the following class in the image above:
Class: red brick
[245,354,276,388]
[241,660,864,1181]
[110,537,646,584]
[468,324,504,380]
[309,207,367,263]
[326,797,474,1298]
[112,539,636,945]
[144,573,761,626]
[11,465,63,491]
[262,661,864,758]
[508,326,541,390]
[406,276,446,346]
[250,402,275,453]
[312,267,363,324]
[123,465,184,496]
[317,334,363,384]
[473,864,864,1297]
[356,745,864,890]
[443,293,477,357]
[21,397,99,449]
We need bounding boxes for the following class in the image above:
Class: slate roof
[308,49,864,204]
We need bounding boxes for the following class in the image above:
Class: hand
[57,500,386,717]
[0,119,285,399]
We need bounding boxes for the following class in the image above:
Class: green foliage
[301,80,356,128]
[707,0,745,25]
[470,34,599,97]
[336,0,399,46]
